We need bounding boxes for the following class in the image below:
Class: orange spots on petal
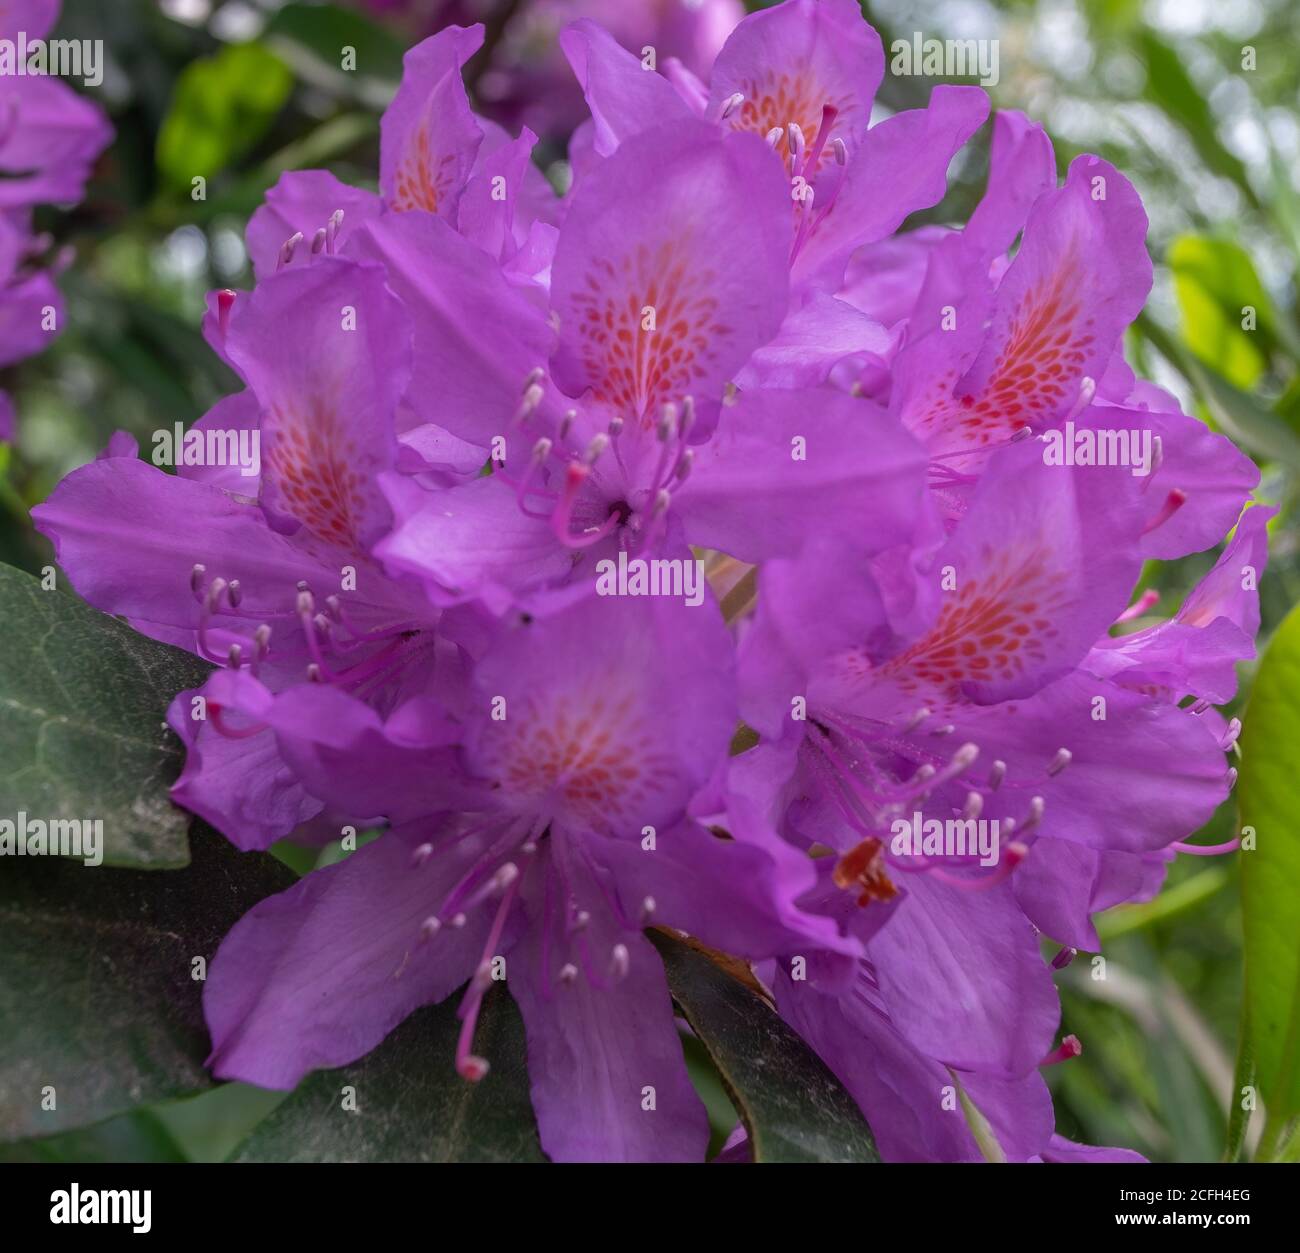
[266,399,368,548]
[488,689,676,829]
[391,120,455,214]
[728,68,851,168]
[880,547,1070,697]
[912,253,1094,449]
[572,238,728,422]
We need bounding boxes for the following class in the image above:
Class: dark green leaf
[1238,603,1300,1157]
[0,823,295,1142]
[0,1109,187,1163]
[265,3,404,108]
[0,561,213,869]
[229,986,546,1162]
[650,931,879,1163]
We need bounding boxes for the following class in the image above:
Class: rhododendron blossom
[30,0,1268,1165]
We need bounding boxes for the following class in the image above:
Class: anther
[326,209,344,253]
[412,843,434,867]
[450,912,467,928]
[311,227,326,255]
[190,563,207,597]
[1047,748,1072,777]
[583,433,610,465]
[419,916,441,942]
[988,760,1006,791]
[306,663,323,683]
[640,896,656,923]
[719,91,744,120]
[228,643,243,669]
[832,137,847,165]
[904,706,932,733]
[559,963,579,984]
[786,121,805,170]
[226,578,242,608]
[277,231,303,270]
[609,943,630,981]
[765,126,783,147]
[512,383,544,426]
[296,589,315,616]
[1219,718,1242,750]
[1051,946,1077,970]
[558,409,576,441]
[1067,376,1096,420]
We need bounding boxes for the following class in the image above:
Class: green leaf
[264,3,404,109]
[650,931,879,1162]
[1169,235,1293,387]
[229,986,546,1162]
[0,561,213,869]
[1136,312,1300,469]
[1238,602,1300,1157]
[1136,30,1259,211]
[0,823,295,1142]
[156,42,293,194]
[0,1109,187,1163]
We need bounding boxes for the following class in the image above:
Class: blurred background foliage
[2,0,1298,1163]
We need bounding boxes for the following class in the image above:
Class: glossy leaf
[0,561,212,869]
[651,931,879,1163]
[1238,602,1300,1157]
[229,986,546,1163]
[0,824,295,1142]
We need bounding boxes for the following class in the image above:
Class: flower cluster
[0,0,111,441]
[36,0,1264,1161]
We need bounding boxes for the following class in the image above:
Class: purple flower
[242,24,560,284]
[361,117,929,615]
[0,207,62,436]
[198,591,852,1162]
[0,1,110,439]
[0,1,111,209]
[880,113,1256,552]
[34,257,441,848]
[562,0,989,296]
